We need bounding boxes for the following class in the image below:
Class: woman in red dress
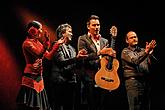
[16,20,64,110]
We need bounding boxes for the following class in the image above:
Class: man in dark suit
[77,15,116,110]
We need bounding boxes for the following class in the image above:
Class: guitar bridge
[101,77,114,82]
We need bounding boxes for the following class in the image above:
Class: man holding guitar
[95,25,120,91]
[77,15,118,110]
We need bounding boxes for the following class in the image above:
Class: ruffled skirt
[16,85,52,110]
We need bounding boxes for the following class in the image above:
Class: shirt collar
[88,32,101,40]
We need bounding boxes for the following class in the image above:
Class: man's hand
[145,40,156,54]
[99,48,116,57]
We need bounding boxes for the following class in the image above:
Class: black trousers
[46,81,81,110]
[81,81,113,110]
[125,78,151,110]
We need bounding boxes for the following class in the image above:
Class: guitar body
[95,57,120,91]
[95,25,120,91]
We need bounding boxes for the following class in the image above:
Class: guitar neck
[106,36,116,70]
[110,36,116,50]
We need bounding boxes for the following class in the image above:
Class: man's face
[87,19,100,36]
[126,31,138,46]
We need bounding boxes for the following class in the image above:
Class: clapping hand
[77,49,88,58]
[43,30,50,49]
[43,30,50,41]
[145,40,156,54]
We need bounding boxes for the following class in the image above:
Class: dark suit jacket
[77,34,109,82]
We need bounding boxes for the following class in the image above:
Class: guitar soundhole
[101,77,114,82]
[106,61,112,70]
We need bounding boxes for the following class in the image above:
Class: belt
[125,76,145,80]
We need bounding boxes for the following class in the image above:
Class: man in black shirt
[121,31,157,110]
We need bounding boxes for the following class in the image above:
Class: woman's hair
[27,20,42,30]
[26,20,42,37]
[56,23,72,39]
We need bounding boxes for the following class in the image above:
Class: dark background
[0,0,164,110]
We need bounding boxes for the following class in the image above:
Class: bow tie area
[93,35,101,40]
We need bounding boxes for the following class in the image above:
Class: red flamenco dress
[16,37,59,110]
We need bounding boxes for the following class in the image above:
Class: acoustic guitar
[94,26,120,91]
